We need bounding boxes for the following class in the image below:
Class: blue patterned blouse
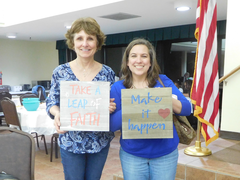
[46,63,115,154]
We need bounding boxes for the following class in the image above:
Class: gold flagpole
[184,120,211,156]
[184,65,240,156]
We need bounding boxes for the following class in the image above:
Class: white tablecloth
[17,104,56,135]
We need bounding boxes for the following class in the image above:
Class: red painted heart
[158,108,170,119]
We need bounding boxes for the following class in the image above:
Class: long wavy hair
[65,17,106,50]
[121,38,161,88]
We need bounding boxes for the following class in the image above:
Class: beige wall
[0,39,58,87]
[221,0,240,132]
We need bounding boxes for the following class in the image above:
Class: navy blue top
[46,63,115,154]
[110,74,191,158]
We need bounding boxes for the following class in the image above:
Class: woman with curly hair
[46,17,116,180]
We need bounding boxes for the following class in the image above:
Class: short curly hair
[65,17,106,50]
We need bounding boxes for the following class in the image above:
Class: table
[17,103,56,135]
[10,91,32,95]
[10,90,50,96]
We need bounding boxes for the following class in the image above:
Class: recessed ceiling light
[176,6,191,11]
[174,0,192,12]
[6,33,17,38]
[65,25,71,29]
[7,36,16,38]
[64,22,72,29]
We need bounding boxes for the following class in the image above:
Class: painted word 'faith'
[70,112,100,127]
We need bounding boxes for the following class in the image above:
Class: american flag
[191,0,219,146]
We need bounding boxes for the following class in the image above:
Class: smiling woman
[110,38,191,180]
[46,17,116,180]
[73,30,98,64]
[127,44,151,83]
[64,18,107,82]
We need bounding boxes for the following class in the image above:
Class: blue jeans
[120,147,178,180]
[60,143,110,180]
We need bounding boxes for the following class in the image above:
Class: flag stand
[185,65,240,157]
[184,120,212,156]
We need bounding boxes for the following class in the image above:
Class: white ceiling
[0,0,228,42]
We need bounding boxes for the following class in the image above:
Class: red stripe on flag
[200,55,218,119]
[191,0,219,146]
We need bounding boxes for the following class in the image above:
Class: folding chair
[0,127,35,180]
[0,91,12,126]
[50,133,59,162]
[1,97,48,154]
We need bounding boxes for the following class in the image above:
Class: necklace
[130,84,149,89]
[83,68,88,77]
[81,62,94,78]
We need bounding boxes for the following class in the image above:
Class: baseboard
[220,130,240,141]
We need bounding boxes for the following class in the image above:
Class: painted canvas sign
[122,88,173,139]
[60,81,110,131]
